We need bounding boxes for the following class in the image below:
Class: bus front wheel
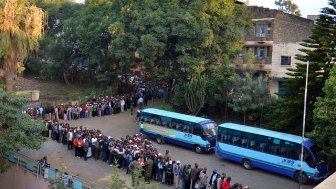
[156,136,164,144]
[194,145,203,154]
[242,159,253,170]
[294,172,308,184]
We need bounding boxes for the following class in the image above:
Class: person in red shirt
[73,137,79,157]
[221,176,231,189]
[77,137,84,158]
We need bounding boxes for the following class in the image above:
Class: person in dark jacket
[144,156,154,184]
[166,160,174,185]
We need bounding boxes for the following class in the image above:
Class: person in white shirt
[67,129,74,150]
[120,98,125,112]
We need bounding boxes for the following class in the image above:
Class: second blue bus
[216,123,328,184]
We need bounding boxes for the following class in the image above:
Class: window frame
[280,56,291,66]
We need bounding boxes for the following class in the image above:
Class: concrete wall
[0,166,49,189]
[270,42,306,78]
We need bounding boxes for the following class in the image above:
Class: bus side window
[183,125,188,132]
[271,138,281,156]
[227,129,233,145]
[242,132,255,149]
[194,126,203,136]
[188,126,194,134]
[256,135,271,153]
[176,124,183,131]
[231,130,241,147]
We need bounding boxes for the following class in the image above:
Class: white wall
[270,42,306,78]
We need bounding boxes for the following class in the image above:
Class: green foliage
[184,74,208,115]
[265,0,336,134]
[0,88,45,172]
[206,63,235,106]
[111,161,128,189]
[109,0,250,84]
[275,0,301,16]
[311,65,336,156]
[229,50,272,125]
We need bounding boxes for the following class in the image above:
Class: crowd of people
[46,120,250,189]
[25,93,146,121]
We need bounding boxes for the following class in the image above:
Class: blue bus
[216,123,328,184]
[139,108,217,153]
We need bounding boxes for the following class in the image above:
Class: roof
[140,108,210,124]
[218,122,310,144]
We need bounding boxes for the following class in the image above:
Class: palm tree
[0,0,46,92]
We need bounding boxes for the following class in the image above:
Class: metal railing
[2,151,110,189]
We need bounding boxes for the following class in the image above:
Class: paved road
[21,102,316,189]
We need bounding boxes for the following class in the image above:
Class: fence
[2,151,110,189]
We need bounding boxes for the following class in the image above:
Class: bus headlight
[206,144,210,148]
[314,172,320,177]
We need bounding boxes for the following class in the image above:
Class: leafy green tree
[275,0,301,16]
[206,64,235,121]
[229,50,271,125]
[108,0,250,87]
[184,74,208,115]
[265,1,336,134]
[0,88,45,172]
[0,0,47,92]
[311,65,336,156]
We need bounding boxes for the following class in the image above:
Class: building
[307,15,319,24]
[240,6,314,96]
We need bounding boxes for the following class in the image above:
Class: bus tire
[294,171,308,184]
[194,145,203,154]
[242,158,253,170]
[156,135,164,144]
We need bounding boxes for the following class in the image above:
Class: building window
[256,24,267,37]
[281,56,291,65]
[267,46,271,57]
[257,47,265,59]
[267,23,272,34]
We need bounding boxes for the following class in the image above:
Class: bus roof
[140,108,211,124]
[219,122,310,144]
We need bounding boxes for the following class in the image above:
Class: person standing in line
[209,169,218,189]
[199,167,208,189]
[67,128,74,150]
[183,164,192,189]
[191,163,200,189]
[179,164,186,189]
[173,160,181,189]
[128,158,141,187]
[221,176,231,189]
[144,156,153,184]
[92,135,99,160]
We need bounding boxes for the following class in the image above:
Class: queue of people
[25,93,148,121]
[46,120,250,189]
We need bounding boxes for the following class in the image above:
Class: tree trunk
[4,72,15,92]
[63,67,70,85]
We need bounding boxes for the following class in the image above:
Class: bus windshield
[309,145,327,163]
[202,122,217,137]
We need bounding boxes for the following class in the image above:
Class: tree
[265,0,336,134]
[0,88,45,172]
[206,63,235,121]
[229,50,271,125]
[0,0,47,92]
[311,65,336,156]
[275,0,301,16]
[184,74,208,115]
[108,0,250,87]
